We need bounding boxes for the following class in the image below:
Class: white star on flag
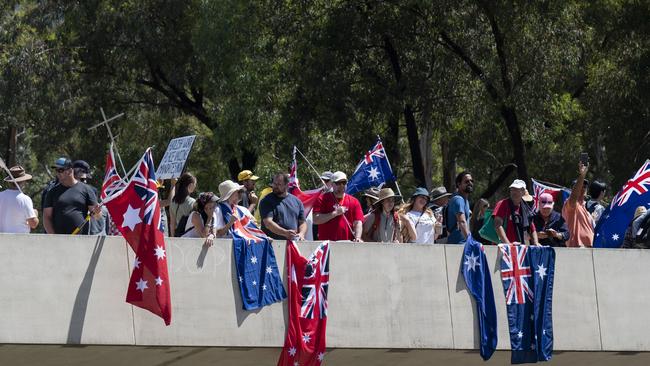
[154,245,166,260]
[517,331,523,339]
[135,278,148,292]
[251,256,258,264]
[293,362,299,366]
[302,332,311,344]
[262,284,267,291]
[155,276,163,286]
[122,204,142,231]
[252,280,257,286]
[288,347,297,356]
[612,233,620,241]
[133,257,141,269]
[238,276,243,283]
[318,352,325,361]
[367,167,380,180]
[266,266,273,274]
[536,264,547,280]
[464,252,480,272]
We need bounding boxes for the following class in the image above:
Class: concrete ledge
[0,234,639,351]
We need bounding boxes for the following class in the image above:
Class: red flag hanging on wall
[103,148,172,325]
[278,241,330,366]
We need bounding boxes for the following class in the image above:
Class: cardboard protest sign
[155,135,196,180]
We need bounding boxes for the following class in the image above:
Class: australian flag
[499,244,555,364]
[346,138,396,195]
[594,160,650,248]
[462,235,498,360]
[219,203,286,310]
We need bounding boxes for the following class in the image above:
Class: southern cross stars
[288,347,297,356]
[133,257,141,269]
[266,266,273,274]
[251,256,258,264]
[155,276,164,286]
[517,331,523,339]
[464,252,480,272]
[154,246,166,260]
[536,264,547,280]
[135,278,148,292]
[317,352,325,361]
[122,204,142,231]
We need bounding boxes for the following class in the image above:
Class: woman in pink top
[562,162,594,247]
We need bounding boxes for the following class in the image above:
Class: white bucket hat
[218,180,245,202]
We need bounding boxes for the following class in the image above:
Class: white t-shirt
[0,189,36,234]
[213,204,255,238]
[181,211,218,238]
[406,210,437,244]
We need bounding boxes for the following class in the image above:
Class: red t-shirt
[493,199,536,243]
[314,193,363,241]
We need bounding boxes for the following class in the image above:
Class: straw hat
[3,165,33,183]
[218,180,245,202]
[362,187,380,201]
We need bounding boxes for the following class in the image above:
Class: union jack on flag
[132,150,159,225]
[531,178,570,211]
[499,244,533,305]
[299,242,330,319]
[346,137,396,195]
[101,144,127,201]
[612,160,650,208]
[219,203,268,244]
[363,141,386,164]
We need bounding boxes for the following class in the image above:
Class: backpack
[174,214,191,237]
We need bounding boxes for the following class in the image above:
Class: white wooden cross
[88,108,127,176]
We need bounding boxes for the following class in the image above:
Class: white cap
[509,179,526,190]
[331,171,348,183]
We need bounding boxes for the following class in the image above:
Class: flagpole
[294,146,356,239]
[376,135,405,204]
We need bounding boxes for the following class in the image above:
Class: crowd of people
[1,156,649,249]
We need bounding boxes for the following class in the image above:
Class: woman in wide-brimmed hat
[362,188,402,242]
[214,180,256,238]
[398,187,442,244]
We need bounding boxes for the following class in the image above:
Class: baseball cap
[237,170,259,182]
[51,157,72,170]
[539,193,554,209]
[320,171,333,181]
[331,171,348,183]
[72,160,92,178]
[509,179,526,190]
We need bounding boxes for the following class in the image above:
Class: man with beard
[493,179,539,245]
[446,171,474,244]
[259,173,307,240]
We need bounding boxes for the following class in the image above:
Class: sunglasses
[334,181,347,186]
[56,168,66,173]
[79,178,88,183]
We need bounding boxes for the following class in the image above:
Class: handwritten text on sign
[156,135,196,180]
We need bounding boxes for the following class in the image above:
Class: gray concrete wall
[0,233,645,351]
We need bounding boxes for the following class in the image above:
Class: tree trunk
[7,125,17,167]
[404,104,427,188]
[227,147,259,181]
[480,163,518,199]
[500,105,529,184]
[419,104,434,189]
[441,137,456,192]
[384,111,400,172]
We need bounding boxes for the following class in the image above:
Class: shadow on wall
[66,236,105,344]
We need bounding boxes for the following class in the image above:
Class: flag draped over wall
[278,241,330,366]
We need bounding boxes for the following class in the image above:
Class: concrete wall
[0,233,646,351]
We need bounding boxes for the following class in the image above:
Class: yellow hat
[237,170,259,182]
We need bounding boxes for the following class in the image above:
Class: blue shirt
[447,193,471,244]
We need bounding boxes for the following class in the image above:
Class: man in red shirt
[493,179,539,245]
[313,171,364,241]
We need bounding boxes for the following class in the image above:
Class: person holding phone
[533,193,569,247]
[562,156,594,247]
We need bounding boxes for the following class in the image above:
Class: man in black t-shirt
[43,158,101,234]
[259,173,306,240]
